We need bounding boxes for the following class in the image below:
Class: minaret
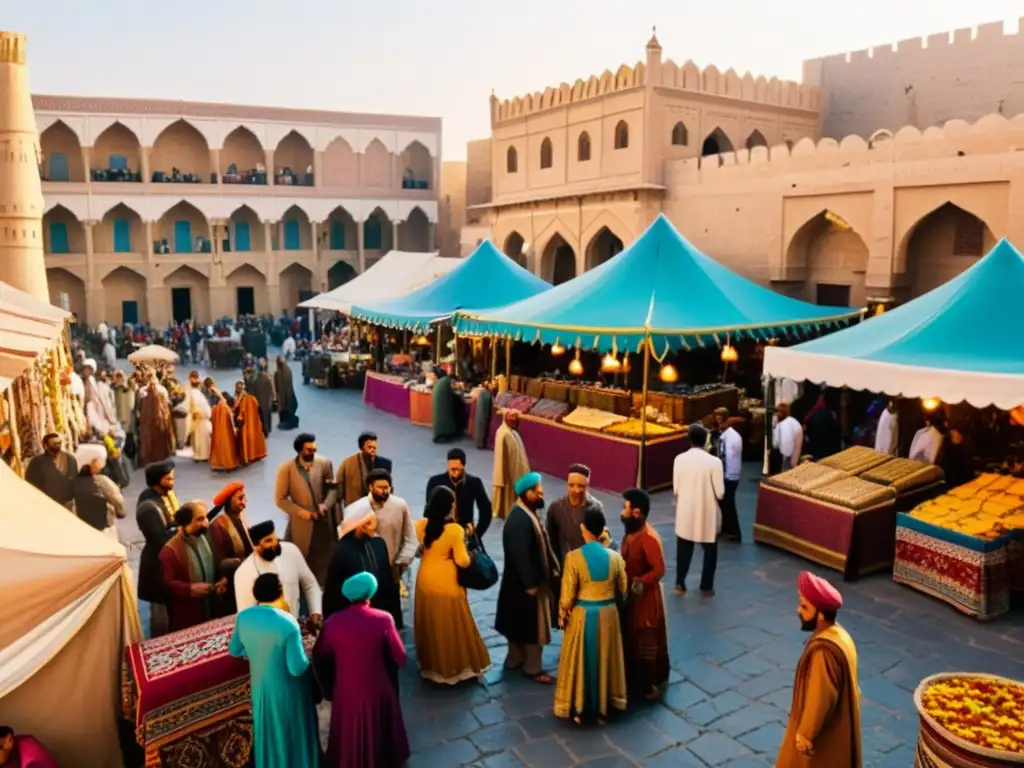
[0,31,48,301]
[645,27,663,86]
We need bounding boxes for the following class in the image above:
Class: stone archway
[274,131,314,186]
[92,121,143,179]
[542,234,577,285]
[902,203,996,299]
[328,261,358,289]
[151,120,211,182]
[43,205,86,255]
[503,231,527,268]
[226,264,268,317]
[399,207,431,251]
[702,127,734,157]
[101,267,147,325]
[279,263,313,314]
[585,227,624,271]
[221,126,265,183]
[785,210,869,307]
[164,265,210,324]
[157,201,210,254]
[46,268,86,318]
[39,120,85,182]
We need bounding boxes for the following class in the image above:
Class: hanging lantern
[921,397,941,413]
[720,344,738,363]
[413,334,431,346]
[600,352,621,373]
[874,303,885,317]
[550,338,565,357]
[621,353,631,374]
[659,363,679,383]
[568,347,583,376]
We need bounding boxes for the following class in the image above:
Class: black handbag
[457,531,499,591]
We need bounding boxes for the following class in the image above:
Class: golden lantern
[921,397,941,413]
[659,363,679,383]
[550,338,566,356]
[568,347,584,376]
[600,352,621,373]
[874,304,885,317]
[413,334,431,346]
[720,344,738,363]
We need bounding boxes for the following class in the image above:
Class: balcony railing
[274,169,314,187]
[91,168,143,182]
[222,165,268,185]
[401,178,430,190]
[151,168,209,183]
[153,237,213,255]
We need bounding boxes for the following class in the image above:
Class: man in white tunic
[772,401,804,471]
[234,520,323,632]
[874,400,899,456]
[672,424,725,596]
[909,413,945,465]
[185,371,213,462]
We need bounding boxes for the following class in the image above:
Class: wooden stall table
[123,616,314,768]
[362,371,410,419]
[409,389,433,427]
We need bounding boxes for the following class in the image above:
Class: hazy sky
[8,1,1024,159]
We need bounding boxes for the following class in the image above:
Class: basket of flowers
[914,673,1024,766]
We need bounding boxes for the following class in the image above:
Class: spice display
[603,419,683,438]
[910,474,1024,540]
[920,675,1024,754]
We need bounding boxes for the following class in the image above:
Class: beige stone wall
[805,19,1024,141]
[438,160,467,257]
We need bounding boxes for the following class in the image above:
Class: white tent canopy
[299,250,460,313]
[0,280,71,389]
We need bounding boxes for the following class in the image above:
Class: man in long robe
[874,400,899,456]
[777,571,862,768]
[275,432,339,584]
[773,402,804,472]
[274,355,300,430]
[136,461,179,637]
[323,507,402,629]
[342,469,417,617]
[473,381,495,449]
[492,410,530,520]
[495,472,559,684]
[619,488,670,699]
[546,464,607,569]
[335,431,394,509]
[112,370,135,434]
[233,380,267,465]
[210,481,253,614]
[230,573,321,768]
[673,424,725,596]
[25,433,77,511]
[209,387,241,471]
[252,358,275,438]
[159,501,228,632]
[234,521,323,630]
[138,380,175,466]
[184,371,212,461]
[431,370,461,443]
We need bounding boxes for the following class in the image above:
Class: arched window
[745,130,768,150]
[577,131,591,162]
[540,137,553,169]
[506,146,518,173]
[671,122,688,147]
[614,121,629,150]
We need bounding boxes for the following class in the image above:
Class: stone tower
[0,31,48,301]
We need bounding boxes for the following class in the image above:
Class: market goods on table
[561,406,629,431]
[603,419,684,438]
[505,394,538,413]
[766,462,852,494]
[527,398,573,421]
[915,673,1024,759]
[861,457,946,493]
[910,473,1024,541]
[819,445,892,475]
[494,391,518,409]
[809,476,898,511]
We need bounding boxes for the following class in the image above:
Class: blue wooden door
[49,222,69,253]
[49,153,69,181]
[330,221,345,250]
[113,219,131,252]
[235,222,251,252]
[122,300,139,325]
[109,154,128,171]
[284,219,301,250]
[364,216,382,250]
[173,221,192,253]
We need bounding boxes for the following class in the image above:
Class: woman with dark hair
[413,485,491,684]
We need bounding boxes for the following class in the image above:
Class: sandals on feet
[523,671,556,685]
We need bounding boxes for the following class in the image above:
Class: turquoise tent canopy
[352,240,550,330]
[764,238,1024,410]
[452,214,862,356]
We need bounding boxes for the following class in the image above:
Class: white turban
[82,358,97,371]
[338,501,376,539]
[75,443,107,468]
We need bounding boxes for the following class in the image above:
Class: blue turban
[342,572,378,603]
[514,471,542,497]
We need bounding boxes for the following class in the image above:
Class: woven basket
[808,476,897,511]
[913,673,1024,767]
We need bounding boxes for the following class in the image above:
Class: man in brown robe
[777,571,861,768]
[275,432,339,584]
[252,358,275,438]
[160,501,228,632]
[209,481,253,613]
[492,410,530,520]
[335,431,393,509]
[232,381,267,465]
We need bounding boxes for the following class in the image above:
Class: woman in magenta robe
[312,572,410,768]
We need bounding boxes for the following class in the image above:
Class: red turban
[798,571,843,612]
[214,482,245,508]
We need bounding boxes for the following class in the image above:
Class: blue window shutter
[49,222,70,253]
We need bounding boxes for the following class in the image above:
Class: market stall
[453,214,861,489]
[363,371,412,420]
[762,238,1024,602]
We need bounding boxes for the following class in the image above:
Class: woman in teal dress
[230,572,321,767]
[554,507,628,724]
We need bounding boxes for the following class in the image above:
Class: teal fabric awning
[764,238,1024,410]
[352,241,550,330]
[452,214,862,355]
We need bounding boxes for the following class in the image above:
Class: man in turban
[234,520,322,633]
[495,472,559,684]
[135,460,179,636]
[492,409,530,520]
[776,571,861,768]
[210,482,253,613]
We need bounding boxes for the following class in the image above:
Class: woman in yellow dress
[554,507,628,724]
[414,485,491,684]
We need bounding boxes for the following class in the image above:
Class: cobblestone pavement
[115,358,1024,767]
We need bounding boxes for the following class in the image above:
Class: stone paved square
[116,359,1024,767]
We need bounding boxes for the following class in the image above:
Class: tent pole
[454,327,460,377]
[402,330,408,354]
[490,337,498,378]
[638,334,651,488]
[505,338,512,376]
[435,325,442,363]
[762,376,775,477]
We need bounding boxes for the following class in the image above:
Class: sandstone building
[465,23,1024,309]
[37,95,441,326]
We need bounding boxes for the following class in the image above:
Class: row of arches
[47,261,336,326]
[42,202,433,256]
[505,122,771,173]
[501,226,625,284]
[40,119,433,188]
